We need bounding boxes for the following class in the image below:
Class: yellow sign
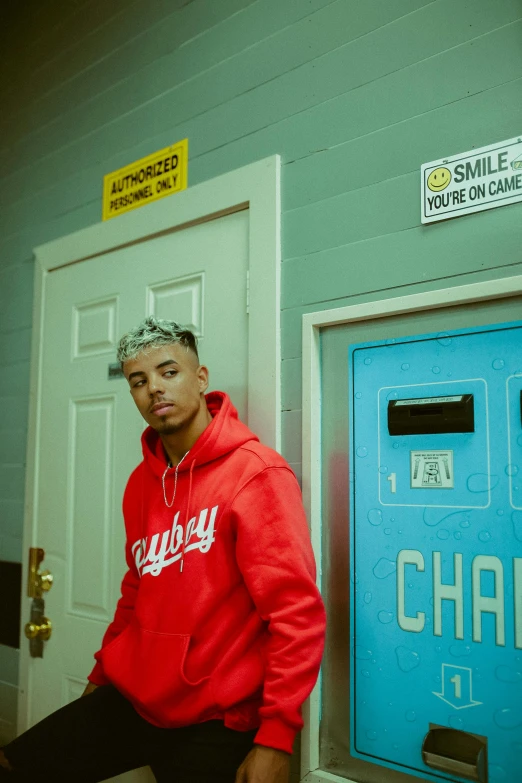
[102,139,188,221]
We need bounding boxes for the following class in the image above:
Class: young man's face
[123,342,209,435]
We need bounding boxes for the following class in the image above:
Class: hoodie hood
[141,391,258,475]
[139,391,258,573]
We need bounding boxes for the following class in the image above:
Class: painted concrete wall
[1,0,521,748]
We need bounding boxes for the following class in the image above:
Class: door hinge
[246,270,250,314]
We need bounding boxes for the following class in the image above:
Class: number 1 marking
[387,473,397,493]
[450,674,462,700]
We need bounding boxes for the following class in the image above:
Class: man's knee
[0,749,12,771]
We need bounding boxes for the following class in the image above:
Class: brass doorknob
[24,618,52,641]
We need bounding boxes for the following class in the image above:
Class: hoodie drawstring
[180,459,196,573]
[162,451,189,508]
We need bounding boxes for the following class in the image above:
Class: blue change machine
[349,321,522,783]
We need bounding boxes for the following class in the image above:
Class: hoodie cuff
[88,661,111,686]
[254,718,297,755]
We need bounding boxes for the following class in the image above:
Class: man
[1,316,326,782]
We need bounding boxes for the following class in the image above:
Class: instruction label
[410,450,454,489]
[396,395,463,406]
[102,139,188,221]
[421,135,522,224]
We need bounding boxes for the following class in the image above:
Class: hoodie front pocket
[101,624,215,726]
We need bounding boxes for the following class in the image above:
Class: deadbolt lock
[39,570,53,592]
[27,547,53,598]
[24,618,52,641]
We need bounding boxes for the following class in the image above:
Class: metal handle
[26,548,53,657]
[422,725,488,783]
[25,617,52,641]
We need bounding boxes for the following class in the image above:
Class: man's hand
[81,682,99,698]
[235,745,290,783]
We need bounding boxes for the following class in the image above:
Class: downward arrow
[433,664,482,711]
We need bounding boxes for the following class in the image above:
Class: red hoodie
[89,391,326,754]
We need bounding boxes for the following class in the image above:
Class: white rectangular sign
[410,450,454,489]
[421,135,522,224]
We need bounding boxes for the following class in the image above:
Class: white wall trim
[300,274,522,782]
[19,156,281,733]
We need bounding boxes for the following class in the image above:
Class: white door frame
[19,155,281,732]
[300,274,522,783]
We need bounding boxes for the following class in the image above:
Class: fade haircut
[117,315,199,366]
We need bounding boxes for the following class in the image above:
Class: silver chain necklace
[161,452,188,508]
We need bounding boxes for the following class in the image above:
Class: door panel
[26,211,248,781]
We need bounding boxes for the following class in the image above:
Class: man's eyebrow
[127,359,179,381]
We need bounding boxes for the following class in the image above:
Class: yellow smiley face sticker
[427,167,452,192]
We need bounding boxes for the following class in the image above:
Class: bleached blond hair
[117,315,199,366]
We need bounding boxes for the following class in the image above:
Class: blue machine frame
[349,320,522,783]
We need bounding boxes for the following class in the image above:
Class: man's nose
[148,375,165,394]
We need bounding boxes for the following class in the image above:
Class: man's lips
[150,403,173,416]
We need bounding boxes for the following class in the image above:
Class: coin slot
[422,724,487,783]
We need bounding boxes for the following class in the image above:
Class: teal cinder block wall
[1,0,521,741]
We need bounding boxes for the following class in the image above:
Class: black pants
[1,686,257,782]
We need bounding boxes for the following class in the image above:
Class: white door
[21,211,248,781]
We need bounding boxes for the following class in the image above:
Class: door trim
[19,156,281,733]
[33,154,280,449]
[300,274,522,782]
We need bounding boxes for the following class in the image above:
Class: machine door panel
[350,321,522,783]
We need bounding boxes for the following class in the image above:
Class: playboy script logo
[132,505,218,577]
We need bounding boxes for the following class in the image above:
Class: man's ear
[197,365,209,393]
